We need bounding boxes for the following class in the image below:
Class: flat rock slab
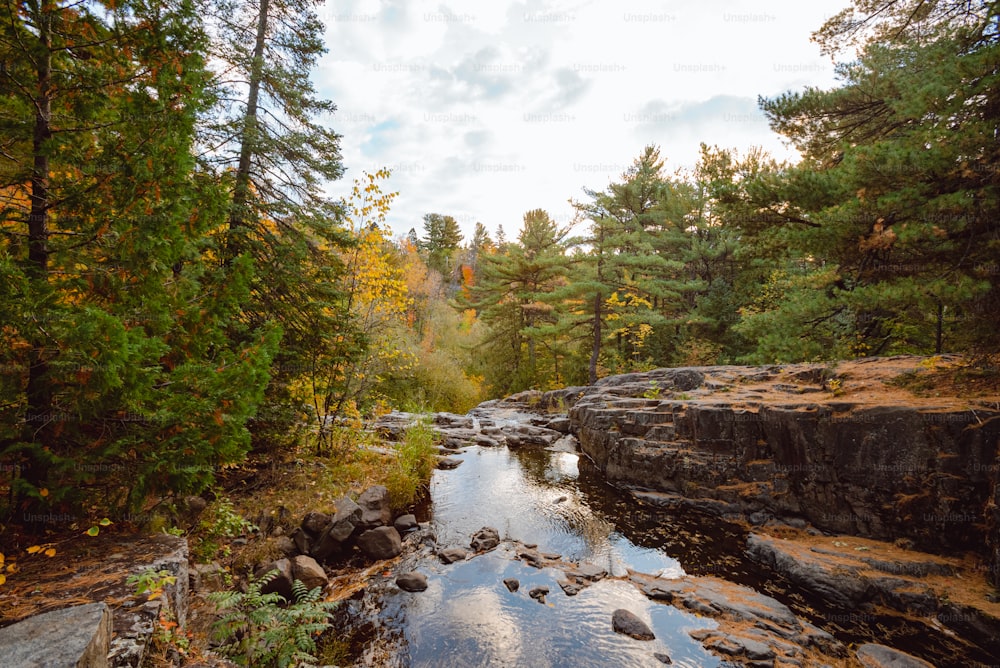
[856,643,936,667]
[0,602,112,668]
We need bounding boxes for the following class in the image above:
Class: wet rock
[654,652,673,664]
[393,514,419,533]
[358,485,392,528]
[357,526,403,560]
[856,643,935,667]
[575,563,608,581]
[612,609,655,640]
[438,547,468,564]
[528,586,550,603]
[396,572,429,592]
[301,511,331,536]
[557,579,584,596]
[437,456,462,470]
[503,578,520,592]
[517,547,544,568]
[470,526,500,552]
[256,558,295,600]
[291,555,329,592]
[0,602,112,668]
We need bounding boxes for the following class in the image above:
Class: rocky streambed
[328,362,1000,668]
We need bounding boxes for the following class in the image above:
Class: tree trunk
[227,0,269,257]
[589,292,601,384]
[21,2,54,502]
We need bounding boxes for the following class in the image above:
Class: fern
[207,570,337,667]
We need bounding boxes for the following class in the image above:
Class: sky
[313,0,851,242]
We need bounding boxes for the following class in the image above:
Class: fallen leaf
[27,545,41,554]
[39,488,48,497]
[99,518,113,527]
[0,574,6,586]
[44,548,56,558]
[85,526,100,537]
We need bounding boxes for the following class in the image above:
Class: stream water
[339,410,978,667]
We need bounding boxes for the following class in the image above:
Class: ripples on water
[378,444,724,667]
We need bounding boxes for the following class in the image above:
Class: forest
[1,0,998,520]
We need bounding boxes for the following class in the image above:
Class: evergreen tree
[749,0,1000,360]
[0,0,275,515]
[420,213,463,278]
[201,0,350,448]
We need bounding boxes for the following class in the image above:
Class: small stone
[654,652,673,664]
[503,578,520,592]
[528,586,550,603]
[274,535,298,558]
[438,547,469,564]
[437,457,462,470]
[612,609,655,641]
[396,572,428,592]
[470,526,500,552]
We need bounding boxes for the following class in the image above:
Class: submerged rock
[503,578,520,592]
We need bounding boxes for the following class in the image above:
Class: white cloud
[315,0,849,241]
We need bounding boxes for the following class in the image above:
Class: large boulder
[311,496,363,562]
[357,526,403,560]
[0,602,113,668]
[357,486,392,529]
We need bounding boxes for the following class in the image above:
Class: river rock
[503,578,520,592]
[470,526,500,552]
[557,578,584,596]
[396,572,429,592]
[528,586,549,603]
[856,643,935,667]
[654,652,672,664]
[358,485,392,528]
[0,602,112,668]
[438,547,468,564]
[358,526,403,560]
[393,514,419,533]
[291,555,329,592]
[437,456,462,470]
[612,609,655,640]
